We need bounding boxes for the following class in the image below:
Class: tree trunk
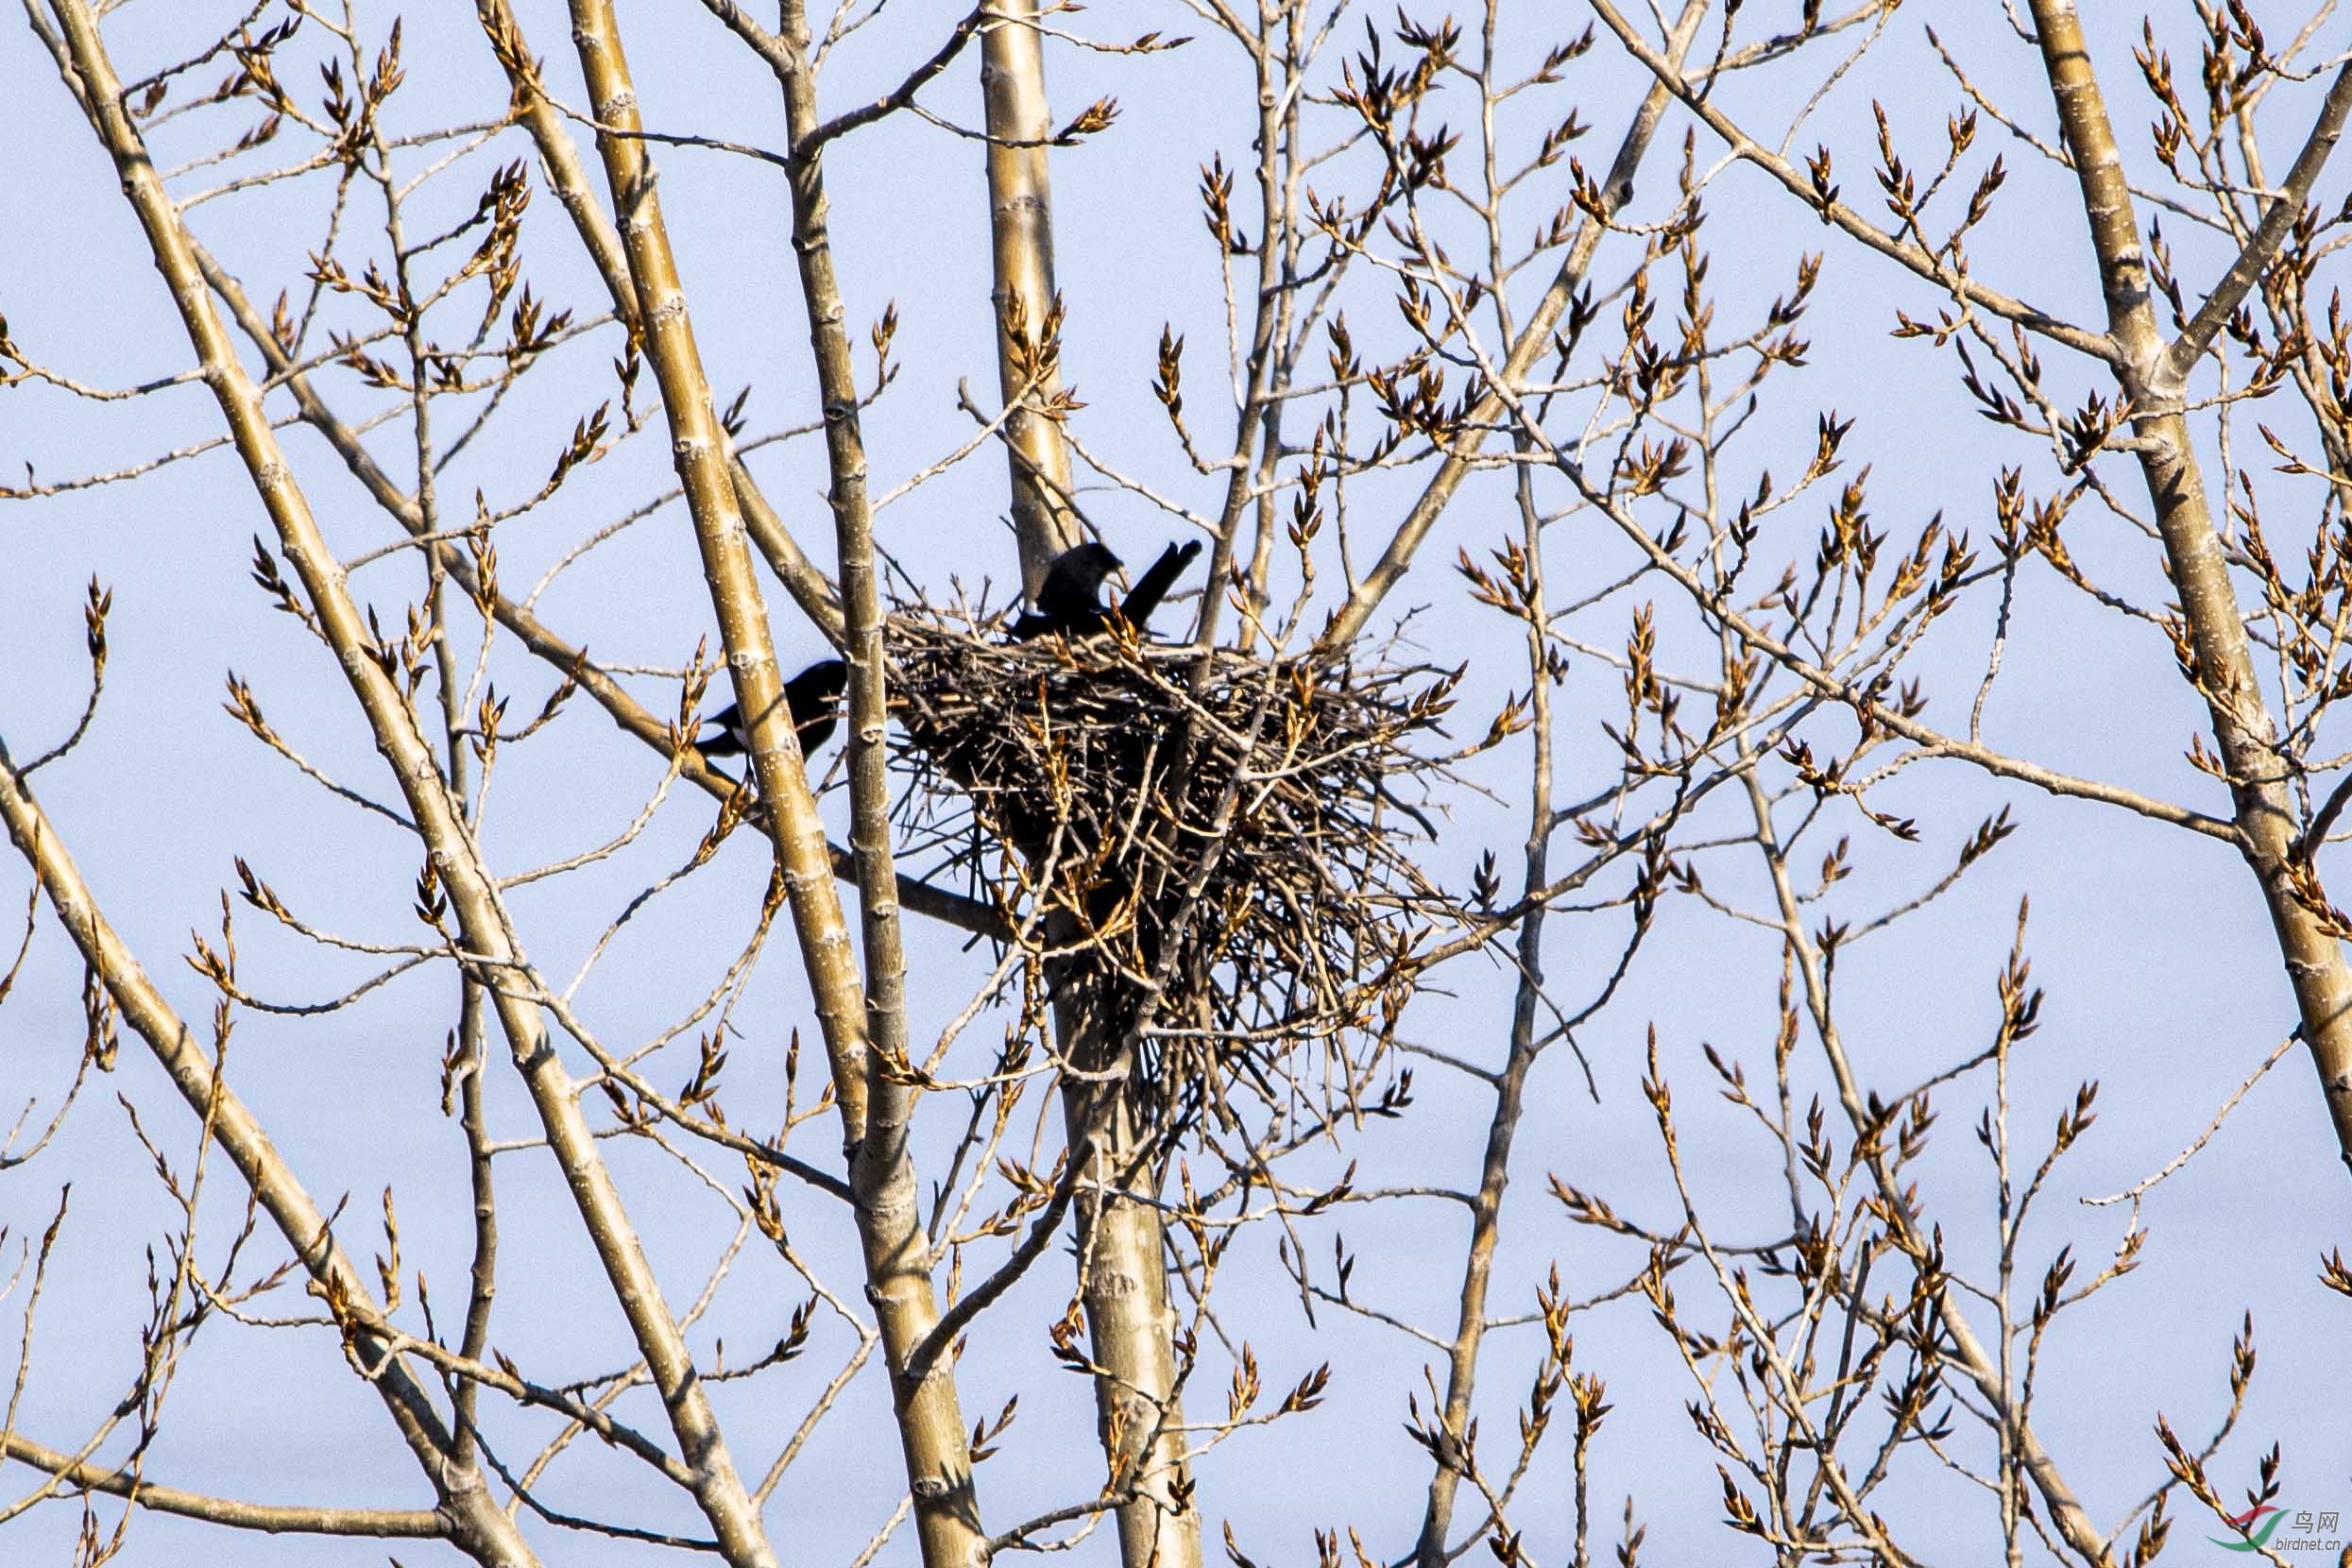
[981,11,1205,1562]
[2027,0,2352,1168]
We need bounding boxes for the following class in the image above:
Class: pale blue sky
[3,3,2347,1563]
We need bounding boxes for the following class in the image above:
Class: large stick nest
[887,604,1467,1116]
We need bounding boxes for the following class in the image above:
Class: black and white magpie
[1012,538,1202,641]
[698,657,850,759]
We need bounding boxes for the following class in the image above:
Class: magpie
[1013,538,1203,640]
[698,657,850,759]
[1013,541,1120,640]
